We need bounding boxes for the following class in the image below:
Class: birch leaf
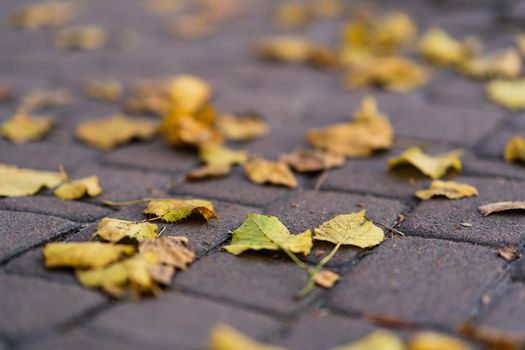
[54,26,106,51]
[479,201,525,217]
[486,79,525,110]
[75,114,159,149]
[314,211,384,248]
[280,148,345,173]
[185,164,232,181]
[256,37,314,63]
[333,330,405,350]
[200,143,248,166]
[54,176,102,200]
[409,331,472,350]
[144,198,217,222]
[139,236,195,269]
[419,28,475,66]
[217,114,269,141]
[504,136,525,163]
[461,48,521,79]
[1,110,53,144]
[313,270,340,288]
[388,147,463,179]
[95,218,158,242]
[0,164,62,197]
[415,180,478,200]
[209,324,287,350]
[224,213,312,255]
[43,242,135,269]
[245,159,298,188]
[85,79,123,103]
[169,75,211,114]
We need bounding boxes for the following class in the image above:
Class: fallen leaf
[408,332,472,350]
[0,85,11,103]
[459,323,525,350]
[314,211,384,248]
[53,26,107,50]
[0,164,62,197]
[486,79,525,110]
[144,198,217,222]
[95,218,158,243]
[1,110,53,144]
[307,97,393,157]
[163,107,222,147]
[139,236,195,269]
[274,2,312,30]
[185,164,232,181]
[217,114,269,141]
[85,79,123,103]
[209,324,287,350]
[54,176,102,200]
[169,75,211,114]
[310,0,342,18]
[516,34,525,57]
[9,2,77,30]
[497,243,518,262]
[280,148,345,172]
[504,136,525,163]
[224,213,312,255]
[333,330,405,350]
[21,89,70,111]
[256,37,314,64]
[419,28,476,66]
[245,159,298,188]
[75,114,159,149]
[461,48,521,79]
[43,242,135,269]
[313,270,340,288]
[478,201,525,216]
[166,14,218,39]
[388,147,463,179]
[200,143,248,166]
[415,180,478,200]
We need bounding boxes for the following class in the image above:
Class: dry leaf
[313,270,340,288]
[75,114,159,149]
[504,136,525,163]
[217,114,269,141]
[185,164,232,181]
[516,34,525,57]
[85,80,123,103]
[333,330,405,350]
[314,211,384,248]
[95,218,158,243]
[461,48,521,79]
[388,147,463,179]
[478,201,525,216]
[54,26,107,50]
[274,2,312,30]
[224,213,312,255]
[1,110,53,144]
[144,198,217,222]
[43,242,135,269]
[280,148,345,172]
[139,236,195,269]
[486,79,525,110]
[310,0,342,18]
[209,324,287,350]
[54,176,102,200]
[307,97,393,157]
[497,243,518,262]
[22,89,70,111]
[459,323,525,350]
[419,28,475,66]
[200,143,248,166]
[415,180,478,200]
[245,159,298,188]
[0,164,62,197]
[9,2,77,30]
[0,85,11,103]
[408,332,471,350]
[163,115,222,147]
[167,14,218,39]
[169,75,211,114]
[256,37,314,64]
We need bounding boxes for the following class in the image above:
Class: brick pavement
[1,0,525,349]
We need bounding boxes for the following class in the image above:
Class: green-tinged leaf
[333,330,405,350]
[199,143,248,166]
[144,198,217,222]
[43,242,135,269]
[95,218,158,242]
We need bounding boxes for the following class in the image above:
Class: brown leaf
[504,136,525,164]
[22,89,70,111]
[139,236,195,269]
[244,159,297,188]
[497,243,518,261]
[85,79,123,103]
[313,270,340,288]
[479,201,525,217]
[280,148,345,172]
[185,164,232,182]
[459,323,525,350]
[217,114,269,141]
[0,85,11,103]
[53,26,107,51]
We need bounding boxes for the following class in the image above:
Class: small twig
[103,198,170,207]
[314,171,328,191]
[157,226,167,237]
[373,221,405,236]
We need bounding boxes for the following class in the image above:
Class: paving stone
[276,312,375,350]
[329,236,504,327]
[463,155,525,181]
[403,176,525,246]
[0,210,77,262]
[477,283,525,333]
[426,72,495,108]
[266,189,406,266]
[512,256,525,281]
[28,329,145,350]
[85,292,280,349]
[0,273,104,338]
[477,117,525,159]
[0,196,110,222]
[173,252,317,315]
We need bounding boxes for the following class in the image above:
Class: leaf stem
[103,198,170,207]
[283,248,312,273]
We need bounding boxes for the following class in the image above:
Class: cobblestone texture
[1,0,525,349]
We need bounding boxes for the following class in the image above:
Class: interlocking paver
[476,282,525,333]
[28,329,145,350]
[477,117,525,159]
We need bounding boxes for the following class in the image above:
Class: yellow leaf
[163,114,222,147]
[199,143,248,166]
[256,37,314,63]
[139,236,195,269]
[224,213,312,256]
[0,164,62,197]
[144,198,217,223]
[53,26,106,50]
[280,148,345,173]
[504,136,525,163]
[185,164,232,182]
[9,2,77,30]
[85,79,123,103]
[419,28,475,66]
[314,211,384,248]
[54,176,102,200]
[516,34,525,57]
[166,14,218,40]
[75,114,159,149]
[461,48,521,79]
[43,242,135,269]
[388,147,463,179]
[95,218,158,243]
[209,324,287,350]
[1,110,53,144]
[486,79,525,110]
[307,97,393,157]
[21,89,70,111]
[409,331,472,350]
[333,330,405,350]
[244,159,298,188]
[217,114,269,141]
[415,180,478,200]
[310,0,342,18]
[274,2,312,30]
[169,75,211,114]
[313,270,340,288]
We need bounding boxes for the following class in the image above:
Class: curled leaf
[1,110,53,144]
[280,148,345,173]
[0,164,62,197]
[415,180,478,200]
[461,48,521,79]
[200,143,248,166]
[54,176,102,200]
[209,324,287,350]
[139,236,195,269]
[333,330,405,350]
[217,114,269,141]
[409,331,472,350]
[256,37,314,63]
[245,159,298,188]
[95,218,158,242]
[144,198,217,222]
[43,242,135,269]
[313,270,340,289]
[53,26,107,50]
[388,147,462,179]
[419,28,476,66]
[478,201,525,217]
[85,79,123,103]
[486,79,525,110]
[169,75,211,114]
[497,243,518,262]
[185,164,232,182]
[504,136,525,163]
